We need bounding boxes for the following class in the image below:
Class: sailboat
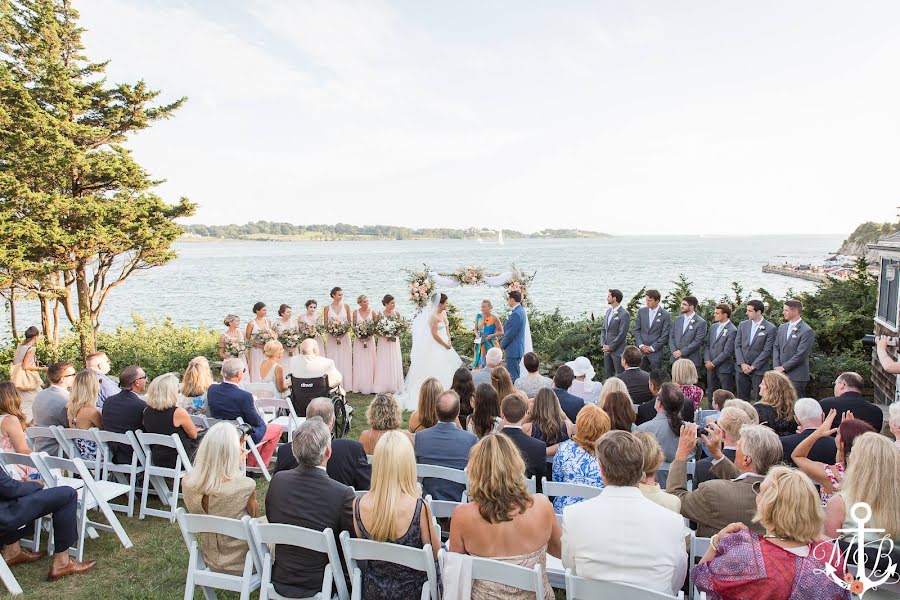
[498,229,504,245]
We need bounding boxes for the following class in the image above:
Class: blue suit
[414,422,477,501]
[501,304,526,380]
[206,382,267,444]
[0,467,78,551]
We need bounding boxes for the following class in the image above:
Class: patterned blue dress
[71,418,98,462]
[551,440,603,513]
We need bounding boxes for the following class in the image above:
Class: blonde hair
[724,398,760,425]
[264,339,284,358]
[491,366,515,400]
[367,431,418,540]
[760,370,797,421]
[635,431,665,476]
[0,382,27,430]
[357,294,368,305]
[753,466,823,544]
[68,369,100,422]
[468,433,532,524]
[183,423,242,497]
[481,299,493,309]
[598,377,629,407]
[416,378,443,430]
[572,404,611,454]
[841,433,900,538]
[672,358,698,386]
[181,356,213,397]
[367,394,402,430]
[145,373,181,411]
[717,406,752,441]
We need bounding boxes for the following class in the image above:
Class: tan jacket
[666,457,765,538]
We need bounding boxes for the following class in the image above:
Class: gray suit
[633,306,671,371]
[670,314,708,367]
[734,318,776,400]
[705,321,737,396]
[471,368,492,388]
[31,385,69,455]
[414,422,477,501]
[773,320,815,396]
[602,306,631,378]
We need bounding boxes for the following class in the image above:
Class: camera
[863,334,898,348]
[236,423,253,438]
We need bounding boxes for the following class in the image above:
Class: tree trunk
[39,294,51,340]
[74,264,96,358]
[52,298,61,347]
[8,287,18,341]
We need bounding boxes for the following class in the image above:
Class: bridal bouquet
[251,329,276,348]
[453,266,484,286]
[277,327,300,349]
[297,321,319,340]
[375,315,410,342]
[353,319,377,349]
[223,336,248,358]
[407,269,435,309]
[322,320,351,344]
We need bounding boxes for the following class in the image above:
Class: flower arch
[407,264,535,310]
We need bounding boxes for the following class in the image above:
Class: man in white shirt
[289,339,343,388]
[562,430,687,596]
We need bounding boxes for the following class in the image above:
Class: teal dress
[473,313,500,368]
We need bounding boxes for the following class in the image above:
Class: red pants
[247,423,283,469]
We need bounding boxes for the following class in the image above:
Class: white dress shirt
[749,316,763,340]
[682,312,695,333]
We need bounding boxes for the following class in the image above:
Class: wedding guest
[499,291,527,380]
[635,432,681,513]
[693,467,851,600]
[178,356,213,416]
[618,346,653,404]
[514,352,552,399]
[351,295,377,394]
[142,373,199,468]
[891,402,900,448]
[449,433,560,599]
[353,431,440,599]
[451,367,475,424]
[467,384,502,438]
[0,383,37,480]
[360,393,414,454]
[601,289,630,378]
[245,301,273,382]
[32,361,75,455]
[704,303,737,396]
[755,370,798,437]
[602,390,636,432]
[258,340,289,397]
[500,393,546,482]
[597,376,629,408]
[473,347,502,387]
[551,364,585,423]
[102,365,148,464]
[183,422,259,575]
[208,358,282,470]
[522,388,572,455]
[373,295,403,394]
[408,377,442,433]
[672,358,703,411]
[219,314,248,372]
[567,356,600,404]
[415,390,477,501]
[735,299,775,401]
[473,299,503,369]
[323,287,353,387]
[10,326,46,414]
[670,296,708,368]
[773,299,815,397]
[298,299,325,356]
[289,338,343,389]
[820,372,883,432]
[67,370,102,461]
[693,407,751,486]
[563,431,687,596]
[710,388,735,415]
[633,289,670,371]
[723,397,760,424]
[636,382,685,464]
[780,398,838,467]
[635,368,670,426]
[273,304,297,374]
[490,366,515,403]
[551,404,610,512]
[85,352,118,409]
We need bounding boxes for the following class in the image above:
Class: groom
[500,291,526,381]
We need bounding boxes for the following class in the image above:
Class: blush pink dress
[373,311,404,394]
[248,319,272,382]
[325,303,353,386]
[351,309,377,394]
[298,313,326,357]
[274,317,297,375]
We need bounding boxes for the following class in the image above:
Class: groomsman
[670,296,708,368]
[734,299,775,400]
[601,289,631,378]
[633,289,670,371]
[773,299,815,397]
[704,303,737,396]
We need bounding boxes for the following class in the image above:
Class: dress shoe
[47,558,97,581]
[5,549,46,567]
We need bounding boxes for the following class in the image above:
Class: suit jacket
[31,385,70,455]
[635,399,657,427]
[734,318,776,372]
[670,314,708,366]
[781,429,837,467]
[562,486,687,596]
[101,389,148,464]
[265,466,355,598]
[820,392,884,433]
[633,306,671,361]
[501,427,546,482]
[414,422,477,501]
[471,368,493,388]
[0,468,45,534]
[619,368,653,405]
[693,448,737,487]
[206,382,266,443]
[601,306,630,353]
[666,457,766,537]
[500,304,526,359]
[705,321,737,374]
[552,388,586,423]
[772,320,815,382]
[288,354,343,387]
[274,438,371,490]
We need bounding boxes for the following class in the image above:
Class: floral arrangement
[223,335,247,358]
[375,314,410,342]
[354,319,377,349]
[322,319,351,344]
[453,266,484,286]
[297,321,319,340]
[251,329,276,348]
[405,263,535,310]
[407,267,435,310]
[277,327,300,349]
[505,265,535,307]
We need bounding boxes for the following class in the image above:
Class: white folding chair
[24,425,65,457]
[424,497,462,520]
[255,396,304,441]
[176,508,261,600]
[416,463,469,502]
[32,453,133,562]
[339,530,439,600]
[94,429,147,517]
[245,382,277,400]
[525,475,537,494]
[657,460,696,491]
[191,414,210,429]
[57,427,104,481]
[564,569,684,599]
[0,452,47,553]
[249,519,349,600]
[540,478,602,501]
[689,533,712,595]
[365,454,374,465]
[0,556,22,595]
[447,554,545,600]
[136,431,193,522]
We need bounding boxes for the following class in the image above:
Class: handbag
[10,363,42,392]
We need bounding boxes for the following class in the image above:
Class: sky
[75,0,900,235]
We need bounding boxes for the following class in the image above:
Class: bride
[400,293,462,410]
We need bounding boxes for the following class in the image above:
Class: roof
[868,230,900,252]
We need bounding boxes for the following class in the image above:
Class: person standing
[273,304,297,375]
[245,302,274,383]
[705,303,737,397]
[633,290,670,372]
[323,287,353,387]
[351,295,377,394]
[297,300,326,356]
[670,296,708,370]
[601,289,630,379]
[10,326,45,418]
[373,295,404,394]
[772,299,815,397]
[473,299,503,369]
[499,291,526,381]
[734,299,775,401]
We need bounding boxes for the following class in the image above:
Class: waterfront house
[868,231,900,404]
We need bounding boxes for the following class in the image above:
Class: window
[877,257,900,329]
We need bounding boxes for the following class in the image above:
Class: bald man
[289,339,343,387]
[414,390,477,501]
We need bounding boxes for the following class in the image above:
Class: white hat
[565,356,595,380]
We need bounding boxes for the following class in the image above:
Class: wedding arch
[406,264,535,310]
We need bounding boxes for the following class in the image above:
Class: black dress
[753,403,797,437]
[142,406,197,468]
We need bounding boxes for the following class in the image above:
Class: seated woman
[360,394,414,455]
[68,370,102,461]
[451,367,475,425]
[602,390,636,432]
[449,433,560,599]
[754,371,798,437]
[490,366,515,403]
[183,422,260,575]
[467,384,501,438]
[258,340,290,398]
[0,382,37,480]
[514,352,552,399]
[408,377,442,433]
[693,466,850,600]
[635,432,680,513]
[522,388,572,456]
[179,356,214,416]
[597,376,628,408]
[142,373,200,468]
[551,404,611,513]
[353,431,440,599]
[635,383,685,464]
[672,358,703,411]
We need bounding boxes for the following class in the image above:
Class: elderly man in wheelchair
[287,339,351,438]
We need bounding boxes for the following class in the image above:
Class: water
[0,235,843,340]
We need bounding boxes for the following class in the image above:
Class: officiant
[473,300,504,369]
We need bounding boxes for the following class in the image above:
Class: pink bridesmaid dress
[221,331,249,375]
[248,320,271,382]
[352,309,377,394]
[274,317,297,375]
[298,313,326,356]
[325,303,353,387]
[373,311,404,394]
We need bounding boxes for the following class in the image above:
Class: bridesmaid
[323,287,353,386]
[245,302,273,382]
[352,295,377,394]
[219,314,249,373]
[473,299,503,369]
[298,299,325,356]
[273,304,297,375]
[373,294,404,394]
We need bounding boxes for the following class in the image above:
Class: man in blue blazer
[414,390,477,501]
[500,291,527,381]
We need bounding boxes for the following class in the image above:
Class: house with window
[869,231,900,404]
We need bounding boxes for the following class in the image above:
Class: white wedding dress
[400,296,463,410]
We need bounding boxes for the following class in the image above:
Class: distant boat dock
[762,264,832,282]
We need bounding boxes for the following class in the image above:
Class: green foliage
[663,274,694,315]
[844,221,900,246]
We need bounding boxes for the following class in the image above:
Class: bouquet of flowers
[453,266,484,286]
[251,329,276,348]
[223,336,247,358]
[297,321,319,340]
[407,268,435,310]
[354,319,377,349]
[322,320,351,344]
[277,327,300,349]
[375,314,410,342]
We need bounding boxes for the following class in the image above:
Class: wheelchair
[289,375,351,438]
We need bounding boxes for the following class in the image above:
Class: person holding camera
[876,335,900,375]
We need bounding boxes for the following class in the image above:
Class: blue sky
[77,1,899,234]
